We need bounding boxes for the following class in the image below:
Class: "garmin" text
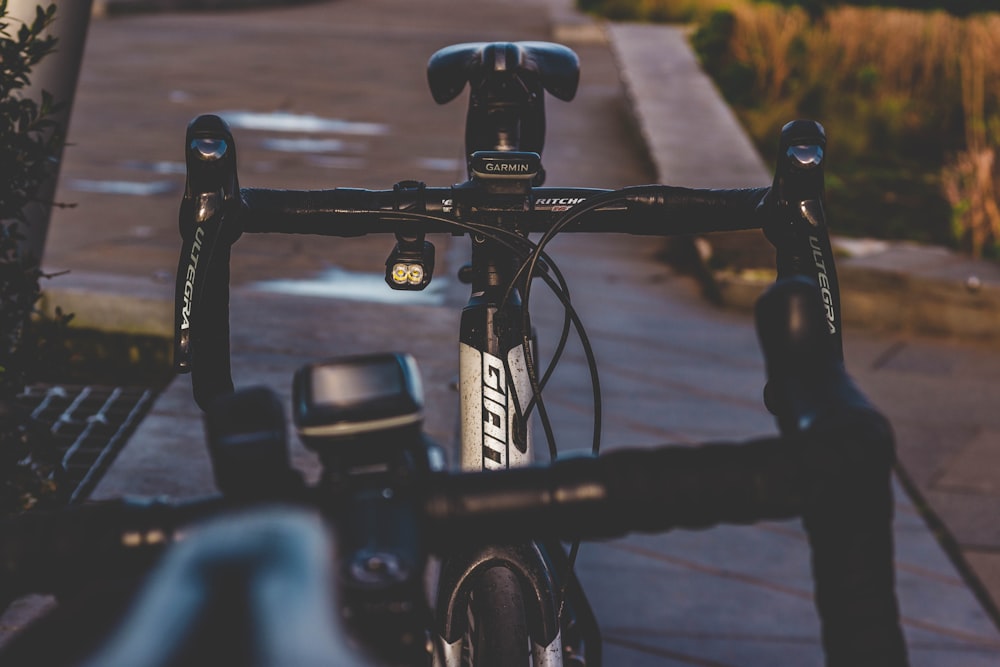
[485,162,530,173]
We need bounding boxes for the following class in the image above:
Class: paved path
[604,20,1000,660]
[2,1,1000,664]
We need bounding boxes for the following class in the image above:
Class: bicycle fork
[434,544,564,666]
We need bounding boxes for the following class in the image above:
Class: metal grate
[17,384,158,504]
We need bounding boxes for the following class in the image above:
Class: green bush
[581,0,1000,20]
[578,0,728,23]
[690,3,999,251]
[0,2,70,516]
[767,0,1000,17]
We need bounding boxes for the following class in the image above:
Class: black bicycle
[0,41,909,666]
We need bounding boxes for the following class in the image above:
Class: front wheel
[466,565,530,667]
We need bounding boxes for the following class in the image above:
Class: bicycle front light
[385,234,435,290]
[389,259,425,287]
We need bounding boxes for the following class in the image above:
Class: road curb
[715,252,1000,343]
[546,0,609,45]
[38,270,173,339]
[91,0,317,16]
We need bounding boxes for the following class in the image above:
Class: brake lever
[762,120,843,362]
[174,114,242,410]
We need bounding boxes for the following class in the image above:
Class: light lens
[390,262,426,286]
[191,137,228,161]
[787,144,823,168]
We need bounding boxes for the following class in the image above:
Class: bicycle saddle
[427,41,580,105]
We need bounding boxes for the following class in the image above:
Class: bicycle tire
[466,565,531,667]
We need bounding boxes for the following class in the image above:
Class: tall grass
[578,0,732,23]
[694,4,1000,255]
[940,16,1000,256]
[727,4,808,101]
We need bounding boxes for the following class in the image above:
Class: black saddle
[427,42,580,165]
[427,41,579,105]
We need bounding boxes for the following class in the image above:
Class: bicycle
[0,40,909,666]
[174,39,905,666]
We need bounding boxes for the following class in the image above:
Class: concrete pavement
[3,0,1000,663]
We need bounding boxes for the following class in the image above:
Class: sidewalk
[3,0,1000,663]
[601,17,1000,649]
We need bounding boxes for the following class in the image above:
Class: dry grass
[630,0,734,23]
[726,6,970,104]
[946,15,1000,255]
[728,4,808,100]
[822,8,960,97]
[943,148,1000,257]
[716,4,1000,255]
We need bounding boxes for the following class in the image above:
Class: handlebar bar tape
[802,408,907,667]
[78,508,365,667]
[422,437,808,549]
[1,426,904,666]
[423,413,905,665]
[620,185,770,236]
[175,115,243,410]
[763,120,843,361]
[0,497,223,602]
[234,185,771,237]
[756,276,907,665]
[240,187,398,236]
